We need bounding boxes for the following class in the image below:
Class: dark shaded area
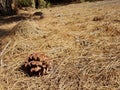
[92,16,104,21]
[20,64,44,77]
[0,14,29,25]
[46,0,103,5]
[114,19,120,23]
[33,11,43,16]
[0,11,44,26]
[0,29,9,50]
[5,0,13,15]
[35,0,40,9]
[20,64,32,77]
[0,8,17,16]
[33,11,44,19]
[47,0,80,5]
[0,0,17,16]
[0,29,9,38]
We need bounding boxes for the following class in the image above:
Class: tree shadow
[0,12,44,26]
[0,14,30,26]
[0,29,9,38]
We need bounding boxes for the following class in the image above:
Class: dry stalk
[0,40,11,67]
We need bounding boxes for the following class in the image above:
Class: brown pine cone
[23,53,52,77]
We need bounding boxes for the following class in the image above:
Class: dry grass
[0,0,120,90]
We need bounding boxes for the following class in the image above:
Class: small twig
[0,40,11,67]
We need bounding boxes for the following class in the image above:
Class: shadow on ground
[0,29,9,38]
[0,12,44,26]
[0,14,30,25]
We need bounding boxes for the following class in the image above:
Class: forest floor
[0,0,120,90]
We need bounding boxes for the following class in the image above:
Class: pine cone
[23,53,52,77]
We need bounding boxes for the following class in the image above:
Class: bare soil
[0,0,120,90]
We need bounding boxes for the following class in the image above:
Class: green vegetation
[0,0,102,16]
[16,0,32,7]
[15,0,101,8]
[39,0,47,8]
